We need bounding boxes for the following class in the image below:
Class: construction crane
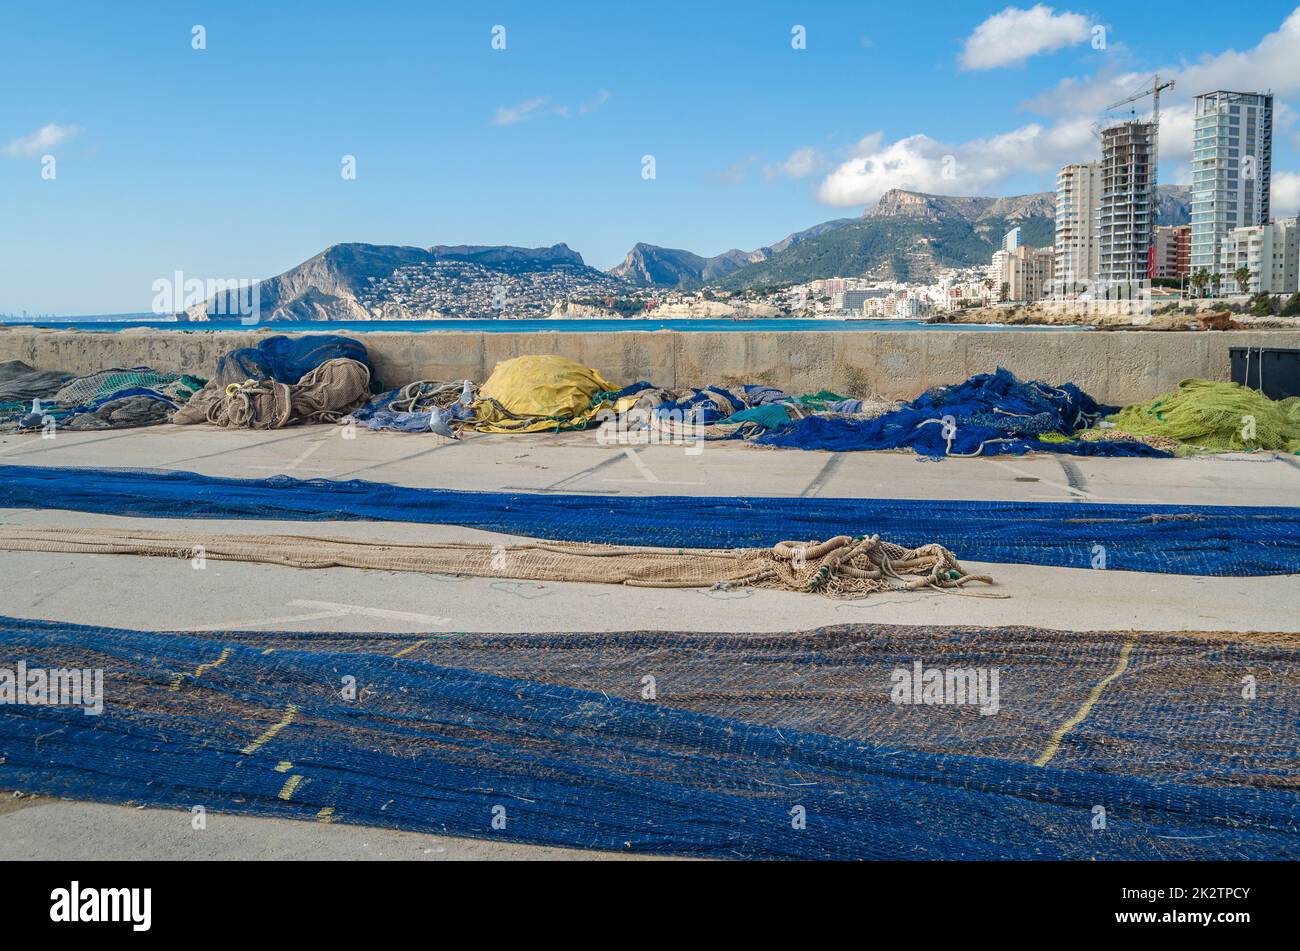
[1105,74,1176,192]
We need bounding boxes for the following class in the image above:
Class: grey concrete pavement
[0,796,662,861]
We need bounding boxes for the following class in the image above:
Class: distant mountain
[1156,185,1192,225]
[190,242,624,321]
[707,184,1192,290]
[609,243,761,287]
[610,218,857,289]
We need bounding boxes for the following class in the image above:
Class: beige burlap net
[0,525,994,598]
[172,358,371,429]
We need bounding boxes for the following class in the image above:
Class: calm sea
[3,317,1079,333]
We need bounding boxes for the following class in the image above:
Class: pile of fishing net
[1106,379,1300,454]
[0,360,71,402]
[52,368,206,408]
[173,334,374,429]
[2,362,208,433]
[54,368,208,431]
[173,358,371,429]
[755,368,1169,458]
[590,381,898,444]
[0,525,993,599]
[351,379,477,433]
[208,334,372,388]
[468,355,614,433]
[0,361,73,430]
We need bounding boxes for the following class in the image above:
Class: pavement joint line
[156,427,331,468]
[246,435,333,473]
[545,449,639,489]
[331,438,459,478]
[499,486,623,494]
[186,610,348,632]
[0,429,141,456]
[800,454,844,498]
[287,599,450,625]
[601,447,705,486]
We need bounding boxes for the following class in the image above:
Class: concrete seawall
[3,328,1297,405]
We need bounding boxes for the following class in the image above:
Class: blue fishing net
[757,368,1167,458]
[1,465,1297,576]
[2,616,1295,859]
[212,335,372,387]
[654,386,745,424]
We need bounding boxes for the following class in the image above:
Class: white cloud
[3,123,79,158]
[492,97,551,125]
[817,118,1096,207]
[494,90,611,125]
[1029,9,1300,120]
[764,146,820,181]
[1274,171,1300,217]
[720,154,758,184]
[959,5,1092,70]
[579,89,611,116]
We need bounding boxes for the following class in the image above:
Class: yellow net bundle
[468,355,614,433]
[1108,379,1300,453]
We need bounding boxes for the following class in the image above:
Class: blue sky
[3,0,1299,315]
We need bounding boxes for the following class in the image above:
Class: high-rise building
[1190,90,1274,275]
[1149,224,1191,280]
[1217,217,1299,294]
[1005,246,1055,301]
[1002,228,1022,252]
[1055,162,1101,290]
[1099,121,1156,284]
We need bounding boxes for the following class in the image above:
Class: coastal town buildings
[1190,91,1274,274]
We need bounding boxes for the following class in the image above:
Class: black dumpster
[1230,347,1300,400]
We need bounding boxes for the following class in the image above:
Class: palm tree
[1190,269,1209,298]
[1234,267,1253,295]
[1210,272,1224,297]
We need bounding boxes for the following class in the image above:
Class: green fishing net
[1109,379,1300,453]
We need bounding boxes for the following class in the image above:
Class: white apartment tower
[1217,218,1299,295]
[1190,90,1274,274]
[1098,121,1157,284]
[1055,162,1100,291]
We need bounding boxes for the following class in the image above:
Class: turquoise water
[2,317,1079,333]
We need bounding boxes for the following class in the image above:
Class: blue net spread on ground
[1,464,1297,577]
[1,616,1295,859]
[758,368,1168,458]
[212,335,372,388]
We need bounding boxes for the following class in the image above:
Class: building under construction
[1099,120,1156,286]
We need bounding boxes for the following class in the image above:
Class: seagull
[458,380,474,405]
[428,404,459,440]
[19,399,44,429]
